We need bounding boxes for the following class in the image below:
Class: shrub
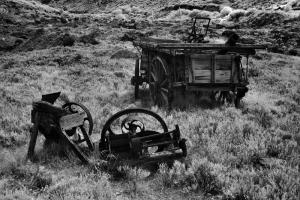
[248,105,273,128]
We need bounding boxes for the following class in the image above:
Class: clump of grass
[45,173,114,200]
[158,159,223,194]
[0,150,19,175]
[0,189,33,200]
[247,104,273,128]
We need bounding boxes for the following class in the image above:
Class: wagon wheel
[214,91,234,104]
[149,56,171,108]
[134,59,140,100]
[99,108,169,152]
[235,87,248,108]
[62,102,94,150]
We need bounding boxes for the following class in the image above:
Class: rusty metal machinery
[28,93,187,166]
[99,108,187,166]
[27,92,94,164]
[184,17,211,43]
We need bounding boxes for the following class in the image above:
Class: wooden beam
[59,112,85,130]
[27,112,39,160]
[58,129,90,164]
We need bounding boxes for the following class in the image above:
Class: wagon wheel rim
[149,56,170,107]
[99,108,169,153]
[62,102,94,150]
[134,59,140,100]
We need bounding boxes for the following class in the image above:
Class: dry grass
[0,0,300,199]
[1,43,299,199]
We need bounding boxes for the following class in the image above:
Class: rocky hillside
[1,0,300,54]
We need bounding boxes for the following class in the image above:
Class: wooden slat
[215,70,231,83]
[193,70,211,83]
[211,54,215,83]
[191,54,211,70]
[59,112,85,130]
[231,55,234,83]
[215,55,232,70]
[136,41,266,52]
[59,129,90,164]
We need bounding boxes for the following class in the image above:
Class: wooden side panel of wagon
[188,54,240,84]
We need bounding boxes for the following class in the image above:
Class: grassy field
[0,0,300,199]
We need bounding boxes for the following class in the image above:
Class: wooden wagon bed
[132,37,266,108]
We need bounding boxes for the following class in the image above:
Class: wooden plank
[215,55,232,70]
[215,70,231,83]
[59,129,90,164]
[211,54,215,83]
[231,55,234,83]
[32,101,67,116]
[184,54,190,82]
[59,112,85,130]
[27,112,39,160]
[191,54,211,70]
[136,42,266,52]
[193,70,211,83]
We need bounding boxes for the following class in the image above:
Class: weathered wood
[215,70,231,83]
[191,54,211,70]
[211,54,215,83]
[135,41,265,55]
[58,128,90,164]
[32,101,67,117]
[215,55,232,70]
[194,70,211,83]
[189,54,240,83]
[80,125,94,151]
[59,112,85,130]
[27,112,39,160]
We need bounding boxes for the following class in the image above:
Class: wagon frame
[132,37,265,108]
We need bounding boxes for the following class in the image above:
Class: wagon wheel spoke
[149,56,170,108]
[160,79,168,87]
[161,87,169,94]
[150,72,157,82]
[160,91,169,104]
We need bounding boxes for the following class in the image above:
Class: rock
[220,6,233,17]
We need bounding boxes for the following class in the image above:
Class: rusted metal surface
[28,95,187,166]
[99,108,187,165]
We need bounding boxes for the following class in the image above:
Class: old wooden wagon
[131,38,265,108]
